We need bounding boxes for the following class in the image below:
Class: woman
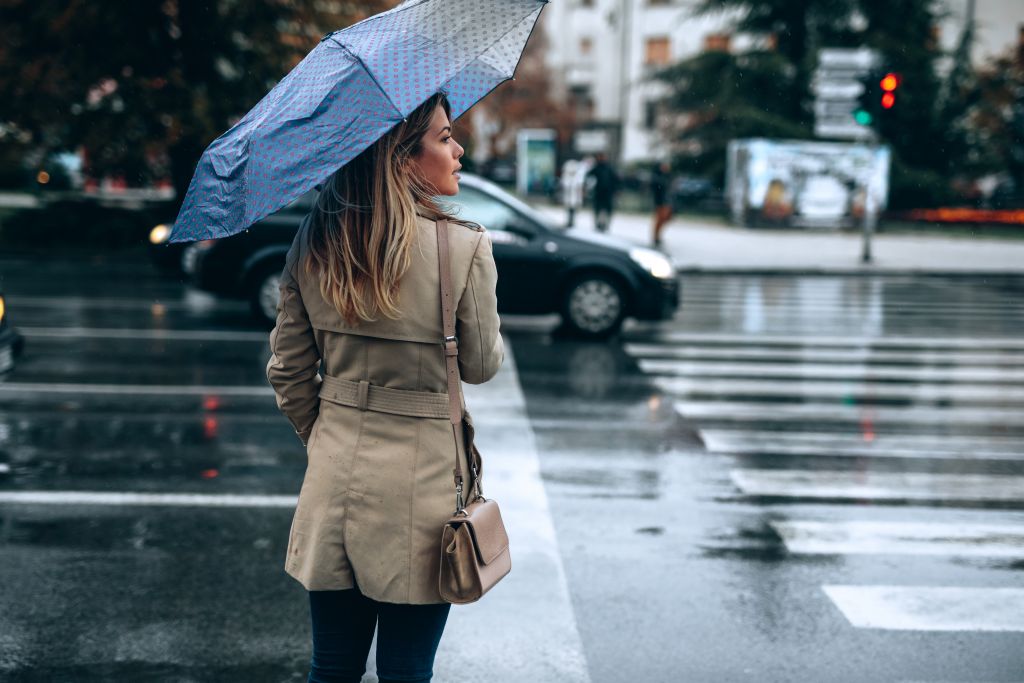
[266,91,503,683]
[650,161,673,248]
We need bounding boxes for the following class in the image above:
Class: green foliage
[652,49,810,185]
[0,0,395,204]
[656,0,976,208]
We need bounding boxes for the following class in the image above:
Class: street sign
[813,48,880,141]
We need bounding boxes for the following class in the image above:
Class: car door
[441,186,563,314]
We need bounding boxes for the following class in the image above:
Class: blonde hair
[305,92,459,326]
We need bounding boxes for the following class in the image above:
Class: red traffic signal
[879,72,900,109]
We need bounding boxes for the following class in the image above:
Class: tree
[652,48,809,183]
[0,0,394,205]
[963,38,1024,204]
[653,0,968,207]
[475,12,576,165]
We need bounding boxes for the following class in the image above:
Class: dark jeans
[307,588,451,683]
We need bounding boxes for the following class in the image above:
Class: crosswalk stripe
[648,331,1024,351]
[676,401,1022,427]
[822,585,1024,632]
[654,377,1024,405]
[700,429,1024,460]
[641,359,1024,383]
[626,344,1024,366]
[771,520,1024,558]
[729,469,1024,503]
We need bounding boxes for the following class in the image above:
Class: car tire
[560,272,627,338]
[249,261,284,328]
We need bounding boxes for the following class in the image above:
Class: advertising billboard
[726,138,891,229]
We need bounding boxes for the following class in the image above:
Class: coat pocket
[285,518,310,572]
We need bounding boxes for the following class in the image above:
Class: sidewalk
[536,205,1024,276]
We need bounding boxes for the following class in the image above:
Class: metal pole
[861,187,875,263]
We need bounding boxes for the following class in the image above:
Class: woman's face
[409,104,464,196]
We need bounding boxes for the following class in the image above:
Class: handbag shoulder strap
[435,219,468,509]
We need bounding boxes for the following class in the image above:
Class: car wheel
[249,262,283,328]
[560,273,627,338]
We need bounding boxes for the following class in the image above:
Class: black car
[186,174,679,337]
[0,290,24,376]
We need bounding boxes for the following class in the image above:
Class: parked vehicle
[186,174,679,337]
[0,290,24,375]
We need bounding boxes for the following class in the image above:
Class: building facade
[540,0,1022,167]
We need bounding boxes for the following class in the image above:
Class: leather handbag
[434,218,511,604]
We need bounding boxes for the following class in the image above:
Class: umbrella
[170,0,548,243]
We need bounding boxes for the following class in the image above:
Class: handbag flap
[461,499,509,565]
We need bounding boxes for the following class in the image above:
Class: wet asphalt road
[1,250,1023,682]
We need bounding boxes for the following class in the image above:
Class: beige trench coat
[266,211,503,604]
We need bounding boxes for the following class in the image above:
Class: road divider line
[18,327,268,342]
[677,400,1024,426]
[701,429,1024,461]
[771,520,1024,558]
[642,359,1024,382]
[822,585,1024,632]
[627,343,1024,366]
[654,377,1024,404]
[649,331,1024,350]
[0,491,297,507]
[0,382,274,396]
[730,469,1024,503]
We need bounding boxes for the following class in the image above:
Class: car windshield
[437,176,560,231]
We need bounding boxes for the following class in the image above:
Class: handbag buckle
[455,483,465,514]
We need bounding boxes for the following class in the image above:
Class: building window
[644,100,659,130]
[703,33,731,53]
[580,37,592,56]
[644,37,671,65]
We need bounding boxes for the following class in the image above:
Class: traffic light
[879,72,900,110]
[853,69,901,128]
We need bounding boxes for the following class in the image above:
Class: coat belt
[318,374,451,419]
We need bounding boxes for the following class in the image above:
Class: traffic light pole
[861,131,880,264]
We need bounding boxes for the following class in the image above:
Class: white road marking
[642,358,1024,382]
[730,469,1024,503]
[676,400,1022,427]
[18,327,267,342]
[8,295,243,311]
[654,376,1024,404]
[0,382,274,396]
[651,331,1024,351]
[628,343,1024,365]
[822,585,1024,632]
[700,429,1024,461]
[0,491,297,507]
[771,520,1024,558]
[439,338,590,682]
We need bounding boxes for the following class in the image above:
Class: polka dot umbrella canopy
[170,0,548,243]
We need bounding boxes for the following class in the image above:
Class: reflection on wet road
[1,257,1023,681]
[511,275,1024,682]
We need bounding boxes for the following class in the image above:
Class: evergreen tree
[653,0,969,208]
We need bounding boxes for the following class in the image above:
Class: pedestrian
[266,92,504,683]
[650,161,673,248]
[560,158,591,227]
[586,151,619,233]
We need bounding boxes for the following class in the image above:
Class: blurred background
[1,0,1022,241]
[1,2,1023,682]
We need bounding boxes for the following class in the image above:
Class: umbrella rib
[323,36,404,121]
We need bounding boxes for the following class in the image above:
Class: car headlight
[149,224,171,244]
[0,295,5,324]
[629,247,674,279]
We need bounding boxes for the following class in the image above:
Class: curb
[674,268,1024,278]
